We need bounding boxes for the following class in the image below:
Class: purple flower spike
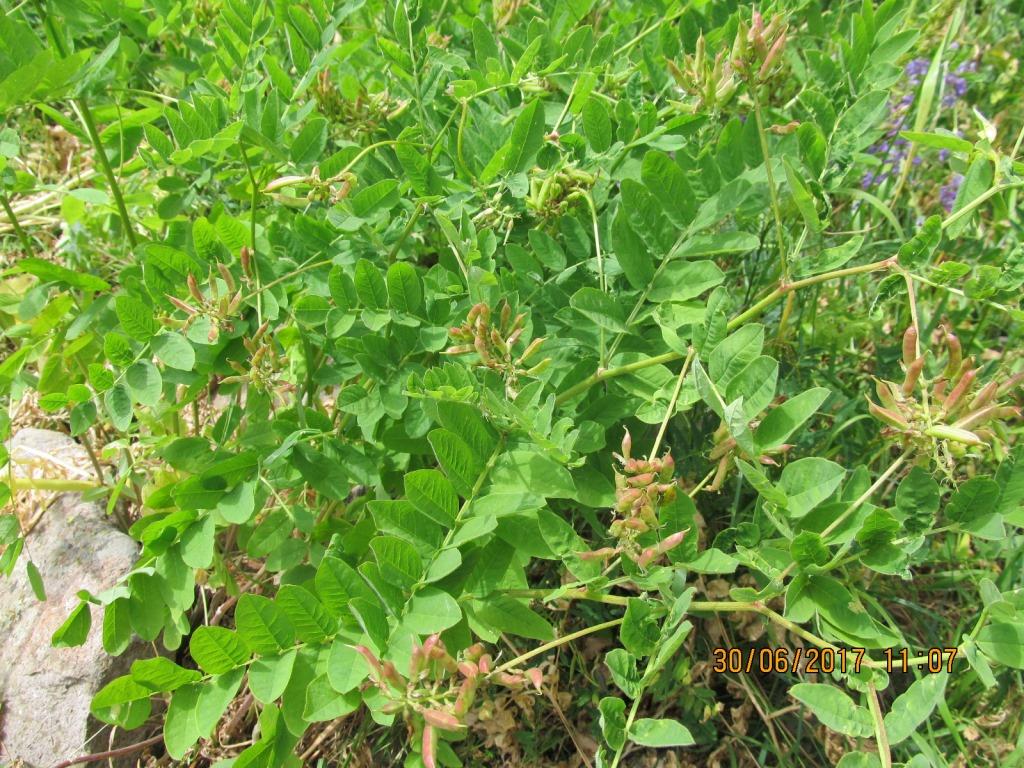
[940,173,964,212]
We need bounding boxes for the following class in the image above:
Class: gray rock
[0,429,142,768]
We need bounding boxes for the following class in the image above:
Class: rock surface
[0,429,141,768]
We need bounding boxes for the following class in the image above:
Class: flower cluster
[444,300,549,397]
[861,56,977,211]
[867,325,1021,450]
[221,320,294,403]
[166,259,245,343]
[354,635,542,768]
[580,430,688,568]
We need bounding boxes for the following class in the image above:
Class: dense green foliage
[2,0,1024,766]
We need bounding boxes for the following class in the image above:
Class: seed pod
[422,724,437,768]
[525,358,551,376]
[902,326,918,366]
[968,381,999,412]
[942,369,976,415]
[757,31,786,80]
[902,357,925,397]
[931,378,948,401]
[263,174,308,192]
[578,547,618,561]
[621,429,633,461]
[240,246,252,276]
[953,404,1002,431]
[352,645,385,680]
[443,344,475,355]
[875,379,901,410]
[517,337,545,364]
[216,262,236,294]
[660,453,675,479]
[422,709,462,731]
[943,330,962,379]
[227,289,243,315]
[924,424,983,446]
[868,399,909,429]
[626,472,656,488]
[167,295,199,315]
[187,273,204,304]
[506,327,524,348]
[998,371,1024,395]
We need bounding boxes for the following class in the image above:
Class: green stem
[555,257,895,405]
[751,84,787,279]
[1,192,33,254]
[75,99,137,249]
[491,617,624,675]
[39,6,137,248]
[649,347,695,458]
[387,203,424,263]
[11,477,101,492]
[610,695,642,768]
[866,683,893,768]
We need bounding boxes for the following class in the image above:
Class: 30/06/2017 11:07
[711,646,959,674]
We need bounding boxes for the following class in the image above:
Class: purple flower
[940,174,963,212]
[906,58,930,84]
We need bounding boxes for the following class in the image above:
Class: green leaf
[354,258,388,309]
[52,601,91,647]
[977,622,1024,668]
[386,261,423,313]
[472,596,554,641]
[26,560,45,601]
[582,96,612,153]
[611,208,654,290]
[276,585,336,643]
[404,469,458,526]
[403,587,462,634]
[620,598,660,657]
[779,458,845,518]
[428,429,483,496]
[235,594,296,654]
[599,696,627,750]
[883,672,947,744]
[948,156,994,238]
[605,648,641,699]
[900,130,973,154]
[104,383,133,431]
[630,718,695,747]
[303,674,361,722]
[503,99,546,174]
[641,151,695,228]
[131,657,202,692]
[351,179,400,217]
[789,683,874,737]
[327,640,371,693]
[115,295,159,342]
[570,287,627,332]
[755,387,830,451]
[647,260,725,303]
[152,332,195,371]
[249,649,297,704]
[189,626,251,674]
[290,117,328,164]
